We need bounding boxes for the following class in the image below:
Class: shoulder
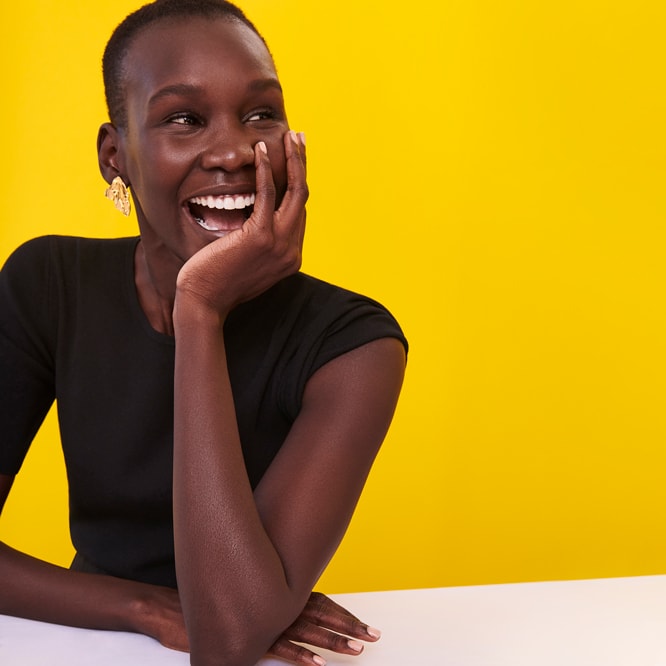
[1,235,140,332]
[1,236,52,280]
[289,272,408,356]
[2,235,139,275]
[231,271,407,359]
[227,272,407,420]
[278,272,387,307]
[269,272,407,345]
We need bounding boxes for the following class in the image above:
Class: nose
[199,123,255,172]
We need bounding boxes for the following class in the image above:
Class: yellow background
[1,0,665,593]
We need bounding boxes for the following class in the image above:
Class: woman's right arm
[1,243,187,649]
[0,472,188,650]
[0,472,379,662]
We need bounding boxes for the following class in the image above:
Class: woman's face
[116,17,289,264]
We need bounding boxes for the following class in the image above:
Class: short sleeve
[0,237,57,474]
[308,293,407,374]
[274,276,407,420]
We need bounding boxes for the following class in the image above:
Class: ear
[97,122,129,186]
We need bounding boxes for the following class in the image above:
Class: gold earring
[105,176,131,216]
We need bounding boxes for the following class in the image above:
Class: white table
[2,576,666,665]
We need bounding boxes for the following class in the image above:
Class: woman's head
[97,0,291,264]
[103,0,268,130]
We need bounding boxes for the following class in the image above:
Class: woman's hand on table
[145,589,380,664]
[268,592,381,665]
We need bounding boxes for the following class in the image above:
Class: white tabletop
[2,575,666,665]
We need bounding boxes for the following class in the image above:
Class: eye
[245,109,276,122]
[166,112,201,126]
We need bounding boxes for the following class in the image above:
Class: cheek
[128,145,185,200]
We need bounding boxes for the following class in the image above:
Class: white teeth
[190,193,255,209]
[189,193,256,233]
[196,218,222,231]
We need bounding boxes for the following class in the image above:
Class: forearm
[172,304,303,666]
[0,541,166,638]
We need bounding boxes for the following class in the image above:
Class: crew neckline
[123,237,175,346]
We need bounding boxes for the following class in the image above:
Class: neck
[134,240,180,336]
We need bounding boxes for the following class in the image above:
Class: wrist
[126,583,188,651]
[126,587,156,636]
[172,290,227,335]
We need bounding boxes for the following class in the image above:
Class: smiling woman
[0,2,407,666]
[103,14,290,273]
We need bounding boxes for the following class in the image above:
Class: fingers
[302,592,381,643]
[251,131,306,245]
[268,630,365,666]
[285,131,307,251]
[265,593,381,666]
[276,130,308,230]
[297,131,307,177]
[267,637,328,666]
[285,129,307,191]
[281,616,367,655]
[250,141,277,231]
[252,130,307,228]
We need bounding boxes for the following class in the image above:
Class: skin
[0,16,405,666]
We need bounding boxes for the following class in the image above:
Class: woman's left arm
[258,336,405,662]
[172,132,405,666]
[172,314,404,666]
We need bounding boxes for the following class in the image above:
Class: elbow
[188,623,288,666]
[190,640,264,666]
[189,624,269,666]
[187,587,306,666]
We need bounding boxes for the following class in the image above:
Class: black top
[0,236,407,587]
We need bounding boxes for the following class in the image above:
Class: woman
[0,1,407,665]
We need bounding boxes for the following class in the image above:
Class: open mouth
[187,193,255,232]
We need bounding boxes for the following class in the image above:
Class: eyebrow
[147,78,283,107]
[247,78,283,94]
[148,83,203,107]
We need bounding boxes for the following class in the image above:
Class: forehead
[123,17,277,100]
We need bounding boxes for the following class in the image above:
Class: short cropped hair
[102,0,267,128]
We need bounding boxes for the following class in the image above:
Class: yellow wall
[1,0,666,593]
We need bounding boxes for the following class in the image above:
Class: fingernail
[298,131,306,146]
[289,129,299,144]
[366,626,382,639]
[313,656,326,666]
[348,639,364,652]
[257,141,268,154]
